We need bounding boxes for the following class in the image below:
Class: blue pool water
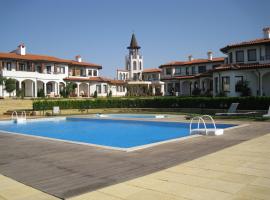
[0,118,235,149]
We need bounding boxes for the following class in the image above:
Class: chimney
[263,27,270,39]
[207,51,213,60]
[75,55,82,62]
[188,55,193,61]
[16,43,26,55]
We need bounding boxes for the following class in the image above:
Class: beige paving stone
[234,167,270,178]
[0,175,59,200]
[167,165,227,179]
[68,191,122,200]
[148,170,211,187]
[98,183,144,199]
[251,177,270,189]
[219,172,257,184]
[235,185,270,200]
[125,189,188,200]
[199,179,245,194]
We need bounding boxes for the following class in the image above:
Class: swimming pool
[0,118,236,151]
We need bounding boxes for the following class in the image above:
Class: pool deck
[0,117,270,199]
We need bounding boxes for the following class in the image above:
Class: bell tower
[125,33,143,81]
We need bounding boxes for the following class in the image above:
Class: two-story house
[213,27,270,97]
[159,53,224,96]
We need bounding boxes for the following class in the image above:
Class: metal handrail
[11,111,18,120]
[190,116,207,135]
[202,115,217,132]
[21,111,26,120]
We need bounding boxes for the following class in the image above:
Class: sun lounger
[215,103,257,116]
[215,103,239,116]
[263,106,270,118]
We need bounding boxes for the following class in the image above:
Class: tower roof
[127,33,141,49]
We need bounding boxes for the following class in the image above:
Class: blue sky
[0,0,269,78]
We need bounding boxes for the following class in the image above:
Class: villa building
[159,27,270,97]
[0,44,117,97]
[213,27,270,97]
[116,34,164,96]
[159,54,224,96]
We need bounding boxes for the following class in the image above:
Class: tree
[5,78,16,97]
[235,80,251,97]
[0,76,6,97]
[60,82,76,98]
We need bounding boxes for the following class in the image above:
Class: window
[6,62,12,71]
[198,66,206,73]
[229,52,233,63]
[88,70,92,76]
[165,68,172,75]
[185,67,189,75]
[236,50,244,62]
[19,63,26,71]
[46,66,51,74]
[175,67,181,75]
[222,76,230,92]
[103,85,107,93]
[35,65,42,73]
[139,61,142,70]
[248,49,257,61]
[96,85,101,94]
[80,69,86,76]
[175,83,180,92]
[27,63,32,71]
[192,66,196,74]
[60,67,65,74]
[133,61,137,70]
[214,77,218,93]
[93,70,97,76]
[265,45,270,60]
[235,76,244,92]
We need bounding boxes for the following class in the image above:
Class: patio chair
[52,106,60,115]
[263,106,270,118]
[215,103,239,116]
[215,103,257,116]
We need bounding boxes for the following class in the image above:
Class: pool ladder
[189,115,223,136]
[11,111,27,124]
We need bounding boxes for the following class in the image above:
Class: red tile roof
[63,76,126,85]
[0,52,101,68]
[159,57,224,68]
[64,76,109,82]
[161,75,196,81]
[220,38,270,53]
[214,63,270,71]
[142,68,161,73]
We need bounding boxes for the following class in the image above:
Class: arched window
[139,61,142,70]
[133,61,137,70]
[120,73,123,80]
[123,73,125,80]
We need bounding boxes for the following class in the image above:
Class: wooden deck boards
[0,122,270,199]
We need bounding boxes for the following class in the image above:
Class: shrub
[32,96,270,111]
[5,78,16,97]
[37,89,45,98]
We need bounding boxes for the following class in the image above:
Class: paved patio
[0,119,270,199]
[69,132,270,200]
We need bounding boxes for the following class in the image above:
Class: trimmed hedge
[32,97,270,111]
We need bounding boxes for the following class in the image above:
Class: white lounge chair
[215,103,257,116]
[215,103,239,116]
[263,106,270,118]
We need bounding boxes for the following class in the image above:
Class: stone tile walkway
[68,133,270,200]
[0,175,59,200]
